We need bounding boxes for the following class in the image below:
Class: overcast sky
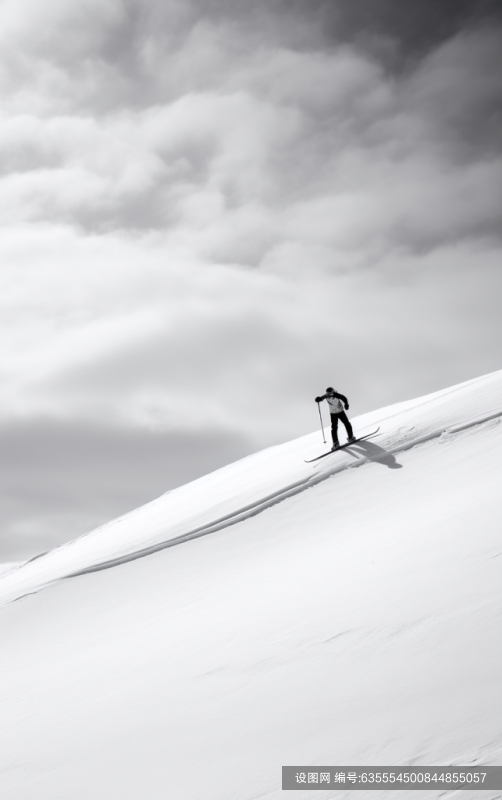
[1,0,501,560]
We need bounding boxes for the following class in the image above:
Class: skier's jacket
[321,391,348,414]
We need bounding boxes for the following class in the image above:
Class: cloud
[0,0,125,60]
[2,16,501,250]
[274,0,502,62]
[404,26,502,155]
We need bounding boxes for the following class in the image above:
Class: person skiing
[315,387,356,450]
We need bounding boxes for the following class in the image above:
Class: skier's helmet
[326,387,334,393]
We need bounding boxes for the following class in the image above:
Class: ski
[305,427,381,462]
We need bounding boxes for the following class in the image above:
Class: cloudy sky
[1,0,501,560]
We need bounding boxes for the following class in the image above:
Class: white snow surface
[0,562,19,576]
[0,370,501,799]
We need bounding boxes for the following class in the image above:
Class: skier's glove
[315,396,322,403]
[345,403,349,410]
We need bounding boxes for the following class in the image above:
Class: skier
[315,387,356,450]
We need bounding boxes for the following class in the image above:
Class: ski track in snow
[0,370,501,605]
[65,408,502,578]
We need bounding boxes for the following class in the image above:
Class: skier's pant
[331,411,353,444]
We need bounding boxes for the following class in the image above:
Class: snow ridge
[1,369,501,607]
[64,408,502,580]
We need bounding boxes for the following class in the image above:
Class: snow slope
[0,370,501,799]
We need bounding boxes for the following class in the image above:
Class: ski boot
[331,441,340,451]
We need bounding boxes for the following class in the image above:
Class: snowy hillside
[1,371,501,800]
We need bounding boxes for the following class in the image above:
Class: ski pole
[317,401,326,444]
